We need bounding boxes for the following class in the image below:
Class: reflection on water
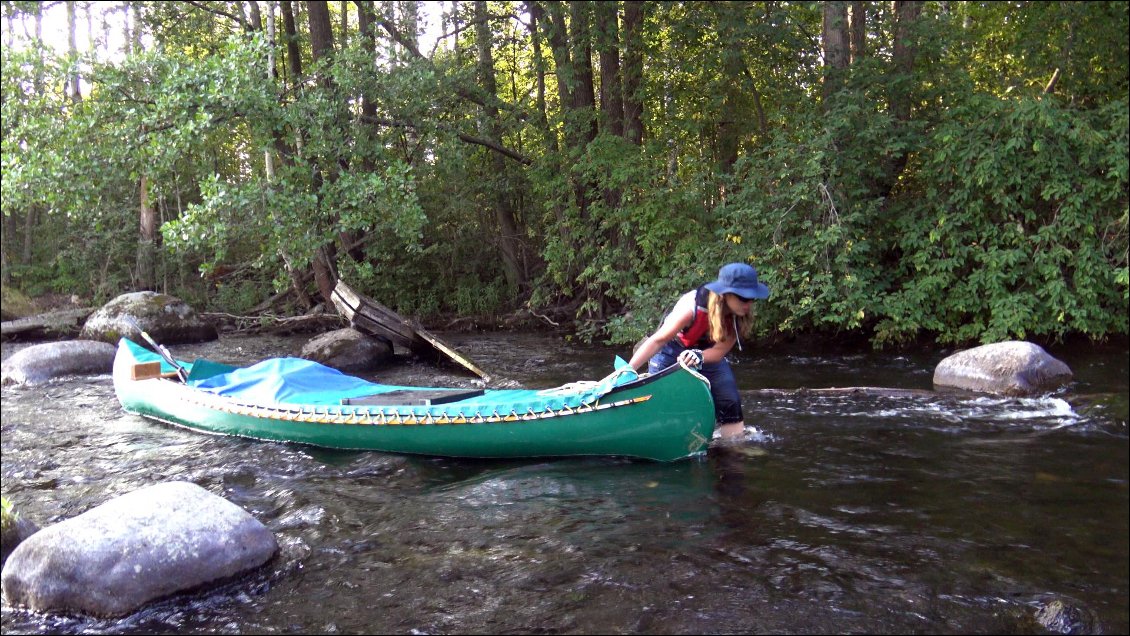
[2,333,1127,634]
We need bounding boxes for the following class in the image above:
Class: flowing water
[2,332,1127,634]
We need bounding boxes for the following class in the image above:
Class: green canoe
[112,338,715,462]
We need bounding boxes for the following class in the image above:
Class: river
[2,331,1127,634]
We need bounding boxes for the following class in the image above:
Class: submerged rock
[0,481,277,617]
[1,340,117,385]
[933,341,1073,396]
[80,291,217,345]
[1034,598,1100,634]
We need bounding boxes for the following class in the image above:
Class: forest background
[2,0,1127,349]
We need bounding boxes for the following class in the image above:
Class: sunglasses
[731,294,755,303]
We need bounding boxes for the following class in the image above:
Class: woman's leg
[717,422,746,438]
[647,348,679,375]
[700,358,745,438]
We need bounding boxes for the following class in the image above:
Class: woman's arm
[700,333,736,364]
[627,292,696,371]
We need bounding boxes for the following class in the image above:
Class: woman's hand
[678,348,704,370]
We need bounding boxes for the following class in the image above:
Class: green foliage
[2,1,1126,349]
[709,112,886,342]
[0,285,37,320]
[956,1,1129,105]
[1,496,16,533]
[878,95,1129,345]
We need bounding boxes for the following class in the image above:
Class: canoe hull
[112,341,715,462]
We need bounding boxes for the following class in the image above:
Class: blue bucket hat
[704,263,770,300]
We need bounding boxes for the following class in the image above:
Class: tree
[821,0,849,106]
[620,0,644,145]
[474,0,526,291]
[1,0,1124,347]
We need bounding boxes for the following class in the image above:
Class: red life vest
[676,286,715,349]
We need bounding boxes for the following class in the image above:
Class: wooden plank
[332,283,415,347]
[130,361,180,381]
[331,280,492,381]
[413,325,493,382]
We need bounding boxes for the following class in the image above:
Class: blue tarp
[185,353,640,412]
[190,357,389,405]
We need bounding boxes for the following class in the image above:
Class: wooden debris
[331,280,492,382]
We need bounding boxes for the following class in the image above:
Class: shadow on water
[2,332,1127,634]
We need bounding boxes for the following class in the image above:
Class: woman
[627,262,769,439]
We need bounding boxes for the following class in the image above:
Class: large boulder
[933,341,1073,396]
[1,481,277,617]
[300,327,394,372]
[80,291,217,345]
[1,340,117,385]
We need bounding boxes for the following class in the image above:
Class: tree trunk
[248,0,263,30]
[449,0,462,64]
[308,0,335,60]
[621,0,644,145]
[339,0,348,47]
[880,0,922,197]
[594,1,623,138]
[130,1,142,53]
[357,0,378,121]
[22,4,45,266]
[716,2,745,176]
[399,1,418,51]
[821,0,850,107]
[529,1,571,246]
[281,0,303,82]
[137,174,156,290]
[540,2,574,120]
[849,1,866,63]
[66,1,81,103]
[306,0,340,305]
[537,0,606,312]
[263,0,314,310]
[474,0,526,291]
[568,1,597,146]
[525,2,557,152]
[890,0,921,123]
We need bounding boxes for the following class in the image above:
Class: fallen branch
[746,387,937,398]
[201,311,344,335]
[1,307,95,340]
[526,306,560,327]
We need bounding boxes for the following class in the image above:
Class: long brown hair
[707,291,753,344]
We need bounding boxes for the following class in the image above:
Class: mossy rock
[80,291,218,345]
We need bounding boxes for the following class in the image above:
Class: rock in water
[1034,598,1099,634]
[933,341,1072,396]
[80,291,217,345]
[0,340,117,385]
[1,481,277,617]
[300,327,394,372]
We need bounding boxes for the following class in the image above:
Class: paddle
[124,317,188,382]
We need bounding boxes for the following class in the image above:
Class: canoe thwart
[342,389,486,406]
[130,361,181,381]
